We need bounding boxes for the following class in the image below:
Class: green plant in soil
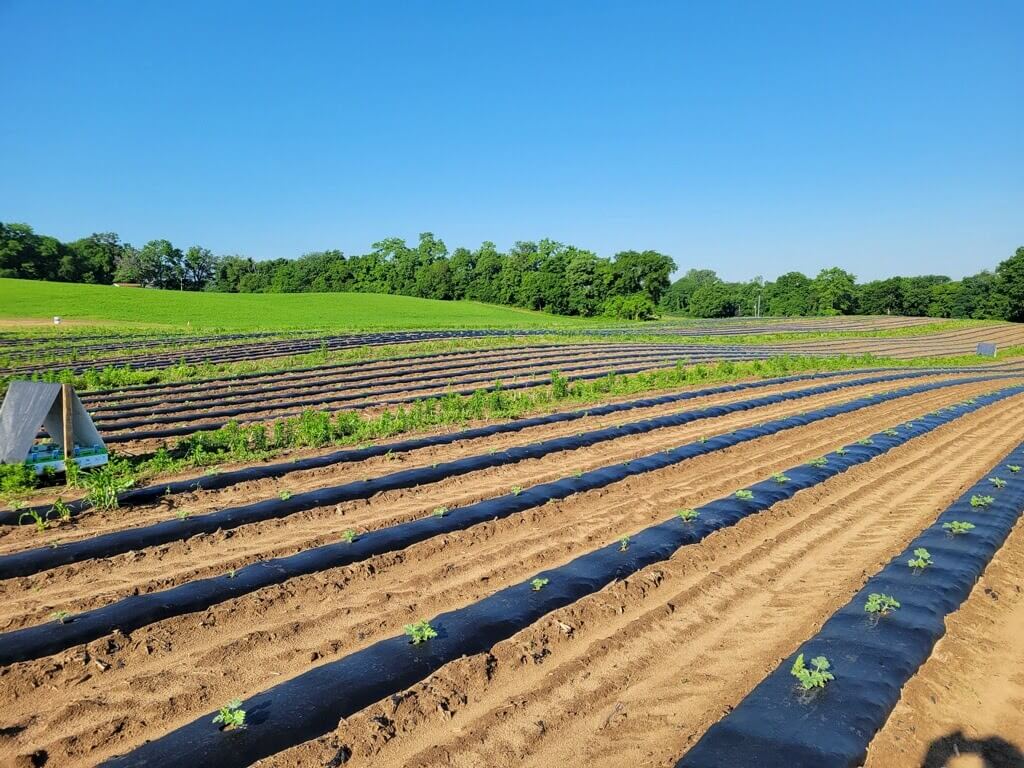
[18,509,48,534]
[772,472,789,484]
[48,498,72,523]
[511,486,523,496]
[82,460,135,511]
[908,547,933,571]
[342,529,357,543]
[989,477,1007,489]
[970,495,995,508]
[735,489,754,501]
[404,620,438,645]
[226,569,236,579]
[278,490,292,500]
[864,593,900,616]
[531,577,549,591]
[433,506,448,517]
[50,610,71,624]
[857,438,873,446]
[806,457,828,468]
[212,699,246,730]
[791,653,834,690]
[175,509,191,520]
[1007,465,1022,473]
[834,448,848,456]
[943,520,975,535]
[676,508,699,522]
[619,535,630,552]
[883,429,899,437]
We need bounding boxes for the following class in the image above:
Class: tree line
[1,221,1022,321]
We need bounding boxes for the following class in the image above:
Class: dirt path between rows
[263,394,1024,768]
[0,386,1020,766]
[0,376,994,630]
[864,517,1024,767]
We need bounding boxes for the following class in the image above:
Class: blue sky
[2,1,1021,281]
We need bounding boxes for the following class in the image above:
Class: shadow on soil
[923,731,1024,768]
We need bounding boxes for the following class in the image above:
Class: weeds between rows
[1,352,1019,509]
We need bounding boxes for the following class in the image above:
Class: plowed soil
[1,372,1023,766]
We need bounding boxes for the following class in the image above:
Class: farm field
[1,317,1024,767]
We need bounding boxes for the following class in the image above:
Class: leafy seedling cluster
[676,508,699,522]
[51,610,71,624]
[735,489,754,501]
[404,620,438,645]
[278,490,292,501]
[771,472,789,484]
[212,699,246,730]
[943,520,975,535]
[790,653,834,690]
[806,457,828,468]
[864,593,900,616]
[531,577,549,591]
[619,535,630,552]
[989,477,1007,489]
[908,547,933,572]
[342,529,357,543]
[970,495,994,508]
[433,506,448,517]
[1007,464,1021,473]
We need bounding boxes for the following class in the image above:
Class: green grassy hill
[0,278,598,331]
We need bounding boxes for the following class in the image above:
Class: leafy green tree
[996,246,1024,321]
[689,281,738,317]
[766,272,814,315]
[813,267,857,315]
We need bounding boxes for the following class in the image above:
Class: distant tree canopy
[1,221,1022,322]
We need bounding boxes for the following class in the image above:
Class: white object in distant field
[977,342,997,357]
[53,316,62,325]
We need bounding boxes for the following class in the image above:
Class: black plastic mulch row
[2,379,1017,669]
[4,365,923,526]
[676,442,1024,767]
[89,348,691,426]
[96,357,767,443]
[0,369,990,576]
[80,343,699,406]
[97,385,1024,767]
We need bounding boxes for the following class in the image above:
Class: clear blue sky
[2,1,1021,281]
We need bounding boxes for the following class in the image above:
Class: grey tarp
[0,381,105,464]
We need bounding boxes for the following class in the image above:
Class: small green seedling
[790,653,834,690]
[342,529,357,543]
[834,448,848,456]
[51,610,71,624]
[278,490,292,501]
[226,569,236,579]
[908,547,933,571]
[772,473,790,484]
[18,510,48,534]
[404,620,438,645]
[883,429,899,437]
[511,486,523,496]
[970,495,994,508]
[530,577,549,591]
[806,457,828,468]
[573,470,583,478]
[735,489,754,501]
[48,498,72,523]
[676,508,699,522]
[864,593,900,616]
[943,520,975,535]
[175,509,191,520]
[1007,465,1021,473]
[857,438,873,446]
[989,477,1007,489]
[433,506,448,517]
[212,699,246,730]
[619,536,630,552]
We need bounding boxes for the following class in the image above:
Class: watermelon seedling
[212,699,246,730]
[943,521,975,535]
[676,508,699,522]
[790,653,834,690]
[531,577,549,591]
[908,547,933,571]
[404,620,437,645]
[864,593,900,616]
